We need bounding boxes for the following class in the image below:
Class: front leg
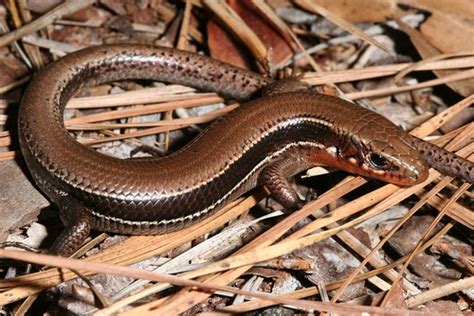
[260,156,313,211]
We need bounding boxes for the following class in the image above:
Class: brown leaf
[207,0,293,70]
[294,0,390,52]
[207,20,252,70]
[378,283,407,310]
[298,0,402,23]
[401,0,474,21]
[396,18,474,96]
[241,0,297,60]
[420,11,474,54]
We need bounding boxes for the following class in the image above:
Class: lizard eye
[368,153,389,169]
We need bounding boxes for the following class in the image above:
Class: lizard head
[349,135,429,185]
[313,133,429,186]
[336,113,430,186]
[305,109,430,186]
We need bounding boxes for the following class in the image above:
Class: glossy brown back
[17,44,439,234]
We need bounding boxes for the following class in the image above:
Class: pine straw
[0,6,473,315]
[0,94,472,314]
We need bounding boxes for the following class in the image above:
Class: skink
[18,44,473,256]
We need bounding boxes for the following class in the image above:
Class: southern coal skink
[18,44,473,256]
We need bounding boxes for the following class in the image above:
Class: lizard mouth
[359,156,430,186]
[309,148,429,186]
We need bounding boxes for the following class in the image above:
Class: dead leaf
[396,18,474,96]
[400,0,474,21]
[207,0,293,70]
[420,11,474,53]
[207,19,252,70]
[378,283,407,309]
[296,0,402,23]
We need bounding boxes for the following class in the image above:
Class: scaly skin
[18,44,472,256]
